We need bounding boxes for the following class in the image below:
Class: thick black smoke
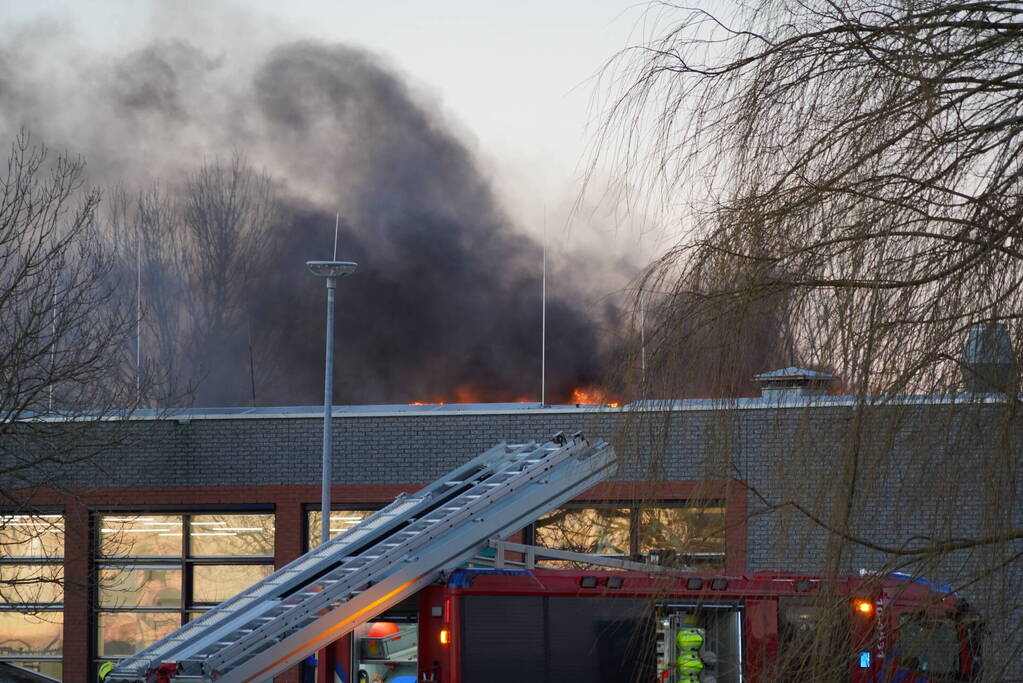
[0,34,623,406]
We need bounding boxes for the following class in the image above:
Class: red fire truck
[351,567,981,683]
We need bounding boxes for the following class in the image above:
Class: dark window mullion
[182,514,192,624]
[186,556,275,565]
[629,507,641,557]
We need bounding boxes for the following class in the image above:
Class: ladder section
[107,433,617,683]
[106,440,517,680]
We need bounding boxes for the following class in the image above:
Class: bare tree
[596,0,1023,678]
[107,184,195,406]
[179,155,279,406]
[105,156,280,407]
[0,131,136,604]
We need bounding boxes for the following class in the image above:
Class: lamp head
[306,261,358,278]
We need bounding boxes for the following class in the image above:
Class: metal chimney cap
[306,261,358,278]
[753,366,838,383]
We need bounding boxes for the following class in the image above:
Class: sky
[4,0,667,257]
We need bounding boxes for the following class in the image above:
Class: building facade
[1,395,1020,680]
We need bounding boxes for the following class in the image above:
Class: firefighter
[676,627,706,683]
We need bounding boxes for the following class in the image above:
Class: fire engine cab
[356,566,980,683]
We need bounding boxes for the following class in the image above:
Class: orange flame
[409,385,619,407]
[569,386,620,407]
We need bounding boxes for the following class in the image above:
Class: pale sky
[4,1,667,258]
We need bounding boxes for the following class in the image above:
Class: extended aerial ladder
[106,433,616,683]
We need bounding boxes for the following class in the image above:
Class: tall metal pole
[307,258,357,547]
[541,206,546,406]
[320,277,337,547]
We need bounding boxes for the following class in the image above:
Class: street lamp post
[306,260,357,546]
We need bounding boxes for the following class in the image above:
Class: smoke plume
[0,24,625,406]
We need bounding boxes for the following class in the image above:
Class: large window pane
[189,514,273,557]
[97,612,180,657]
[638,506,726,555]
[0,565,63,604]
[193,564,273,603]
[0,515,64,558]
[4,660,61,678]
[94,511,276,665]
[99,516,183,557]
[307,510,374,549]
[98,568,182,608]
[534,507,631,555]
[0,611,63,658]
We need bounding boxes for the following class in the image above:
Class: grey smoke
[0,31,625,406]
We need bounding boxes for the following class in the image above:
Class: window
[774,597,852,680]
[306,509,376,550]
[95,513,274,667]
[533,507,632,556]
[0,514,64,680]
[897,613,960,674]
[532,503,726,569]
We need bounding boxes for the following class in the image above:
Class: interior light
[854,600,874,616]
[439,628,450,646]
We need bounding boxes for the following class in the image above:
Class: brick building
[2,386,1020,680]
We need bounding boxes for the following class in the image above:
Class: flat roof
[18,392,1016,423]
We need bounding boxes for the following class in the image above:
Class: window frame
[0,510,65,679]
[92,509,275,667]
[527,500,728,568]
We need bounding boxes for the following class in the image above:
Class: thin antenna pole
[541,207,547,406]
[136,234,142,405]
[333,212,340,261]
[640,291,646,384]
[49,287,55,413]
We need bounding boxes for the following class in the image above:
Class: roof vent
[754,366,837,399]
[962,322,1016,394]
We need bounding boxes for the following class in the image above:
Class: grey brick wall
[38,400,1020,569]
[9,398,1022,659]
